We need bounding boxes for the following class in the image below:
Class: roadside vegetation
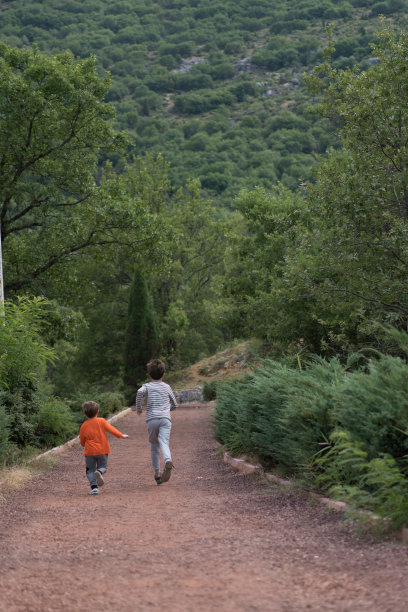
[215,338,408,532]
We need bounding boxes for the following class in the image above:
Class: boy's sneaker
[90,487,99,495]
[94,471,104,487]
[161,461,174,483]
[154,474,162,485]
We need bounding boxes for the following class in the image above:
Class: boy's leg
[96,454,108,475]
[147,420,161,474]
[157,418,172,464]
[85,456,98,489]
[159,419,173,483]
[95,454,108,487]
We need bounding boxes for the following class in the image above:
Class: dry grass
[0,466,33,494]
[168,339,262,388]
[0,455,59,498]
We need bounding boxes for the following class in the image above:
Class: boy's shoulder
[151,380,173,390]
[80,416,105,428]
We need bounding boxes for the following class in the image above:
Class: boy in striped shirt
[134,359,177,485]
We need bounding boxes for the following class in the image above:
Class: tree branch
[309,279,408,315]
[4,232,154,292]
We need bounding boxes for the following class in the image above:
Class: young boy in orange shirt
[79,401,129,495]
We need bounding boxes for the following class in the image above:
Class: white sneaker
[94,471,104,487]
[90,488,99,495]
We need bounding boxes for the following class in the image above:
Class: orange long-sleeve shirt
[79,417,123,456]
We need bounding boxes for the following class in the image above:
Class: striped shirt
[134,381,177,422]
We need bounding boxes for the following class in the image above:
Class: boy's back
[79,401,128,495]
[136,380,177,421]
[80,416,124,455]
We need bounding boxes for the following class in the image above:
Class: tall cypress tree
[124,269,158,388]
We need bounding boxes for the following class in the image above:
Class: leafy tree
[224,185,322,350]
[0,297,57,446]
[124,269,158,388]
[0,43,129,295]
[151,179,232,367]
[300,24,408,349]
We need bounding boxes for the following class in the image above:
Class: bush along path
[0,406,407,612]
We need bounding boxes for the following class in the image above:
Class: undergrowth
[214,338,408,533]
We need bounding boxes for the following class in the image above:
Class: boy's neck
[150,376,164,382]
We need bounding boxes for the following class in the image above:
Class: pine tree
[124,270,158,389]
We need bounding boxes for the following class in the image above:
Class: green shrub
[94,392,126,418]
[0,298,57,448]
[274,357,345,471]
[313,430,408,531]
[214,347,408,527]
[0,405,10,462]
[69,391,126,424]
[243,365,287,465]
[0,388,38,447]
[34,397,77,447]
[203,381,217,401]
[336,355,408,465]
[214,380,249,452]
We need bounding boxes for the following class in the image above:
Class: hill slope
[2,0,408,202]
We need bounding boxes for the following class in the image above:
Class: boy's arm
[134,386,145,414]
[169,387,178,411]
[103,420,128,439]
[79,424,86,447]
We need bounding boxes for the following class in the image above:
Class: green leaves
[0,297,56,391]
[0,45,118,292]
[293,24,408,351]
[216,348,408,531]
[224,184,322,347]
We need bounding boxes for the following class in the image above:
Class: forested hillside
[2,0,408,200]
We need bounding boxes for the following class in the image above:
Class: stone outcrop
[173,57,205,74]
[234,57,255,73]
[175,386,203,403]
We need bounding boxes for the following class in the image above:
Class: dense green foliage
[226,26,408,357]
[0,43,121,293]
[124,269,158,387]
[0,298,76,458]
[2,0,408,202]
[214,346,408,530]
[0,406,10,461]
[0,44,232,458]
[215,25,408,527]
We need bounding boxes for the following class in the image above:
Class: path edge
[0,407,133,491]
[223,450,408,545]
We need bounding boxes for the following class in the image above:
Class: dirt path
[0,406,407,612]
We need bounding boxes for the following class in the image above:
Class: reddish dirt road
[0,406,407,612]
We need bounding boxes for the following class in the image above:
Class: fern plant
[313,430,408,531]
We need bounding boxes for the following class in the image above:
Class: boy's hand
[121,434,129,439]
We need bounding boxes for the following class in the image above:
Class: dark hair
[147,359,165,380]
[82,401,99,418]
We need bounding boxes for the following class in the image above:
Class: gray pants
[85,454,108,488]
[147,418,172,473]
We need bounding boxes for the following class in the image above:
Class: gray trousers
[147,418,172,473]
[85,454,108,488]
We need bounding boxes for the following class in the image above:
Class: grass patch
[0,454,59,496]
